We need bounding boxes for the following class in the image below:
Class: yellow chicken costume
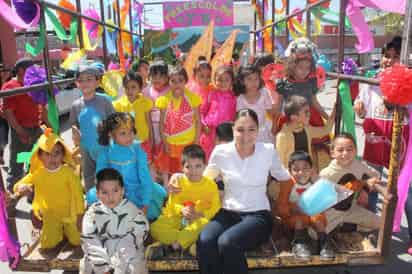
[150,175,220,249]
[13,128,85,248]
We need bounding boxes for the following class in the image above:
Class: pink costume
[200,89,236,158]
[144,84,169,149]
[0,190,20,269]
[187,81,211,119]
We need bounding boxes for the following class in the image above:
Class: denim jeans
[197,208,273,274]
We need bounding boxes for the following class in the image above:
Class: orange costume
[277,179,326,229]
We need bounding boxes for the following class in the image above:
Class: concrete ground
[1,80,411,273]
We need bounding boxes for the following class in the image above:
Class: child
[276,95,335,169]
[144,60,169,156]
[70,64,115,190]
[150,144,220,256]
[13,128,84,251]
[200,66,236,158]
[187,58,212,117]
[274,38,328,137]
[113,72,154,161]
[89,112,166,221]
[156,66,201,181]
[132,59,150,90]
[354,38,408,214]
[319,134,389,234]
[234,65,275,143]
[80,168,149,274]
[215,122,234,145]
[277,151,334,260]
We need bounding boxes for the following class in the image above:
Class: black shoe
[292,242,311,260]
[145,242,166,260]
[320,240,335,260]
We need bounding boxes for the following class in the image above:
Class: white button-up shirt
[205,142,290,212]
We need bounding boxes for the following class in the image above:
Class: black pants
[197,208,273,274]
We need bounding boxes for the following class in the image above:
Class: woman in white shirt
[197,109,291,274]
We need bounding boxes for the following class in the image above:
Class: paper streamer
[25,20,45,56]
[101,70,124,98]
[346,0,406,53]
[45,8,78,42]
[393,107,412,232]
[0,190,20,269]
[338,80,356,140]
[311,7,352,29]
[0,0,40,30]
[60,49,87,70]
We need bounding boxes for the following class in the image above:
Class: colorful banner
[163,0,233,29]
[184,20,214,80]
[211,29,239,77]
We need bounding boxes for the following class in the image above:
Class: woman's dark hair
[169,65,189,83]
[383,36,402,56]
[96,168,124,190]
[233,65,263,96]
[98,112,136,146]
[234,108,259,128]
[123,71,143,89]
[331,133,357,150]
[288,151,313,169]
[181,144,206,165]
[254,53,275,70]
[216,122,234,143]
[193,59,212,77]
[131,59,149,72]
[149,60,169,78]
[214,65,234,84]
[284,95,309,118]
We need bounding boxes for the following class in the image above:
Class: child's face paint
[182,158,206,182]
[112,127,135,147]
[97,180,124,208]
[38,143,65,171]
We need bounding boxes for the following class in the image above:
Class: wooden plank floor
[15,231,383,272]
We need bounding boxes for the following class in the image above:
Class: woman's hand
[15,184,33,196]
[354,101,366,118]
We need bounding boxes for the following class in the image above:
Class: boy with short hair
[320,133,389,234]
[70,65,115,190]
[277,151,334,260]
[276,95,335,169]
[80,168,149,274]
[149,144,221,256]
[2,58,45,192]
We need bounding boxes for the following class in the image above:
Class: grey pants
[7,126,42,192]
[80,148,96,191]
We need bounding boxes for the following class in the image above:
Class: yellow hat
[30,128,74,172]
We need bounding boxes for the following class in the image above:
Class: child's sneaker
[292,242,311,260]
[319,240,335,260]
[145,242,166,260]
